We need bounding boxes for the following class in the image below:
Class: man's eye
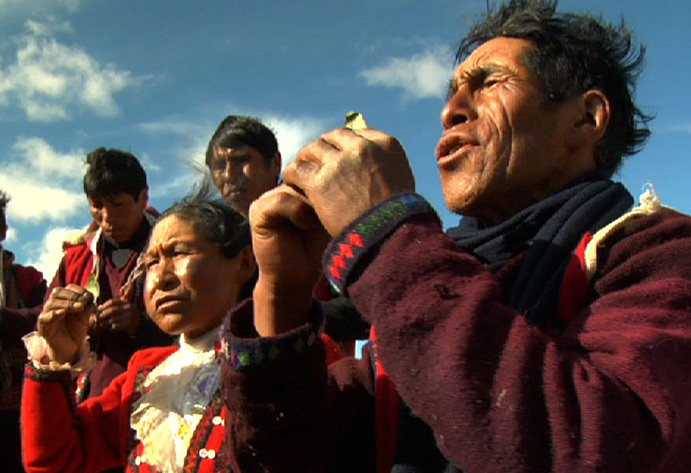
[211,160,226,171]
[173,246,194,256]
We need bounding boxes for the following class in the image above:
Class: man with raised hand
[223,2,691,469]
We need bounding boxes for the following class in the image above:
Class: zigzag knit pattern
[322,193,437,294]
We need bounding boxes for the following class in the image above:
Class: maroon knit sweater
[222,207,691,473]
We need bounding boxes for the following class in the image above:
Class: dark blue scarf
[446,174,633,326]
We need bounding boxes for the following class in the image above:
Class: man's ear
[139,188,149,207]
[568,89,610,149]
[271,152,282,183]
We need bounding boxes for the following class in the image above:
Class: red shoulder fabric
[12,264,44,303]
[63,236,97,288]
[556,231,593,326]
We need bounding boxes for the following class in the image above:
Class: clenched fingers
[43,285,94,313]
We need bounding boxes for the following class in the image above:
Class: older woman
[20,189,328,473]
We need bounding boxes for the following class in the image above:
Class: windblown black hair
[158,178,251,261]
[457,0,651,174]
[205,115,279,167]
[83,148,148,199]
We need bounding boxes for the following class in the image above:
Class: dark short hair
[158,179,250,261]
[456,0,651,174]
[205,115,279,167]
[83,148,148,199]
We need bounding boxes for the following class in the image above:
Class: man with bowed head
[221,1,691,472]
[42,148,171,403]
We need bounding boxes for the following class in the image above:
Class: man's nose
[222,159,236,180]
[100,207,112,224]
[441,85,476,129]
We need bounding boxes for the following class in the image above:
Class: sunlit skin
[88,190,148,244]
[208,145,281,216]
[37,213,253,364]
[144,215,252,339]
[437,37,598,225]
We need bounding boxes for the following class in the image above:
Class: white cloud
[0,177,83,223]
[360,46,454,100]
[149,172,199,200]
[136,152,162,173]
[139,113,329,172]
[0,0,89,16]
[0,19,134,122]
[662,122,691,134]
[23,225,80,280]
[4,227,17,243]
[263,115,327,167]
[25,17,72,36]
[0,136,85,224]
[139,117,207,138]
[12,136,85,178]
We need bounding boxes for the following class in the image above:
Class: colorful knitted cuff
[224,303,323,372]
[323,193,437,294]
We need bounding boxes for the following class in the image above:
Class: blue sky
[0,0,690,280]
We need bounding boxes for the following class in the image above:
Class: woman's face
[144,214,250,338]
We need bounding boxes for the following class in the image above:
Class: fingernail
[73,301,84,309]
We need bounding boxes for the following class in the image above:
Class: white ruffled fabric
[130,326,221,473]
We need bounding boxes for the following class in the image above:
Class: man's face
[89,190,147,244]
[437,37,591,225]
[208,144,280,216]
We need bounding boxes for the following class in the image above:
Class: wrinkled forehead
[212,143,266,162]
[458,37,534,73]
[149,214,201,247]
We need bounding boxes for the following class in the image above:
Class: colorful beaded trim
[322,193,436,294]
[225,327,318,371]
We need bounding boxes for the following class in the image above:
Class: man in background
[206,115,370,347]
[0,189,46,473]
[42,148,171,403]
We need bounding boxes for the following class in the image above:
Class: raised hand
[249,185,330,336]
[38,284,94,364]
[284,128,416,236]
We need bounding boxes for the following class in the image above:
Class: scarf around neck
[447,175,633,326]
